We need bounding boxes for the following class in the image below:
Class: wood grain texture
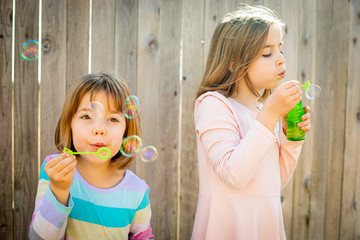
[0,0,13,239]
[40,0,67,162]
[292,0,316,239]
[324,0,348,239]
[307,0,332,238]
[341,0,360,239]
[66,0,90,90]
[115,0,138,93]
[13,0,39,238]
[115,0,138,173]
[137,0,161,237]
[179,1,204,238]
[91,0,115,73]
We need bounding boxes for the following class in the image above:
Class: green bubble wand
[63,147,111,160]
[300,80,311,91]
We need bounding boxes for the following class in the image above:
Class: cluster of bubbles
[120,95,158,162]
[20,40,41,61]
[87,95,158,162]
[120,135,158,162]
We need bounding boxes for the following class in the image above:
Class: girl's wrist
[256,107,279,132]
[50,183,70,206]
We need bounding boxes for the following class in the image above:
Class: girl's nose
[93,127,106,136]
[276,53,285,66]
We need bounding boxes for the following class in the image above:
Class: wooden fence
[0,0,359,239]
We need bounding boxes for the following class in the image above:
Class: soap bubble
[305,84,321,100]
[140,146,158,162]
[20,40,41,61]
[89,101,105,118]
[120,135,142,157]
[122,95,140,119]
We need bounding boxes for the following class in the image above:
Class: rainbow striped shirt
[29,154,154,240]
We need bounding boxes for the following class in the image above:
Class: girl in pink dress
[191,4,311,240]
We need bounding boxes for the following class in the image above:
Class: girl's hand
[258,81,302,132]
[298,105,311,133]
[282,105,311,134]
[44,152,77,205]
[266,80,302,118]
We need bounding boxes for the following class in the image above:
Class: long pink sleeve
[278,130,303,189]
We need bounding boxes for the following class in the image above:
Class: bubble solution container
[286,100,305,141]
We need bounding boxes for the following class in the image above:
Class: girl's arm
[29,155,74,240]
[129,187,154,240]
[196,94,280,190]
[279,106,310,189]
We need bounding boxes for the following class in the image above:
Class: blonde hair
[55,73,141,169]
[196,4,285,101]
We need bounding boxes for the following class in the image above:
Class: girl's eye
[262,53,271,57]
[80,114,91,119]
[109,117,120,123]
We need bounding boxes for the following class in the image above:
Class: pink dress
[191,91,304,240]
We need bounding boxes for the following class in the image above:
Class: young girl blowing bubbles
[29,73,154,239]
[191,5,311,240]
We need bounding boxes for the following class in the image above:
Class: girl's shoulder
[195,91,238,118]
[121,169,150,193]
[196,91,235,111]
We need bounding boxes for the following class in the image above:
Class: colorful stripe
[30,154,153,239]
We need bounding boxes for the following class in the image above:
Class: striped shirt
[29,154,154,240]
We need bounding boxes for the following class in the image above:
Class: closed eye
[262,53,271,57]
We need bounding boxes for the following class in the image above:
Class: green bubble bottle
[286,100,305,141]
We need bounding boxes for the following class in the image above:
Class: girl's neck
[231,80,260,112]
[76,157,125,189]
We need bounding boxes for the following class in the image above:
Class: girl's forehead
[78,90,121,111]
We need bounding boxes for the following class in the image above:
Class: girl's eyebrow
[77,107,90,113]
[264,41,283,48]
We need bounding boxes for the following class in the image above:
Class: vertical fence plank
[40,0,67,162]
[137,0,160,235]
[324,0,349,239]
[0,1,13,239]
[114,0,138,173]
[66,0,89,89]
[307,0,332,239]
[157,1,182,238]
[280,0,299,238]
[180,0,204,238]
[341,0,360,239]
[292,0,316,239]
[115,0,138,92]
[91,0,115,73]
[137,0,181,238]
[13,0,39,238]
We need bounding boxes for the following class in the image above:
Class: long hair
[55,73,141,169]
[196,4,285,102]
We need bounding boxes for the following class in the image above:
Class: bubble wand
[63,147,111,160]
[286,80,321,141]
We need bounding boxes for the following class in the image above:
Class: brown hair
[196,4,285,102]
[55,73,140,169]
